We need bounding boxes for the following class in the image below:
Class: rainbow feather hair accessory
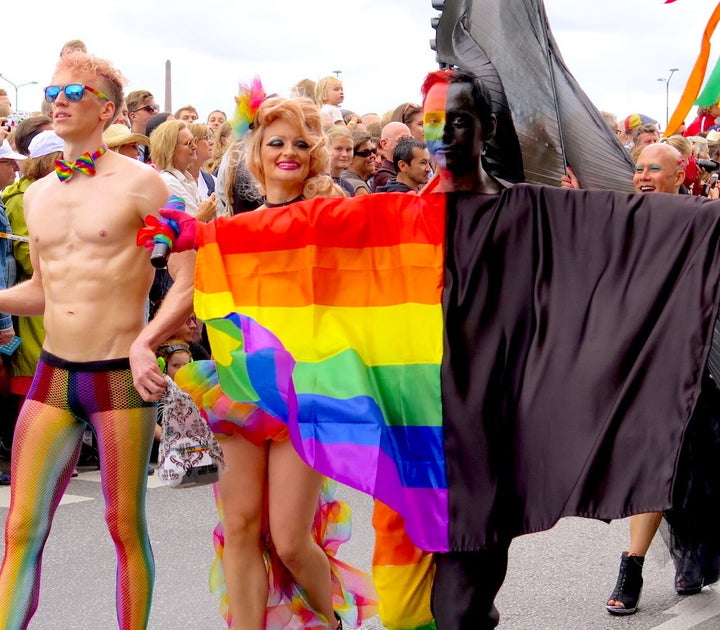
[232,76,265,139]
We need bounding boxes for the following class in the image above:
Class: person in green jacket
[0,132,61,407]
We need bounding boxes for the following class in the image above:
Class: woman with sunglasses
[186,122,220,220]
[340,131,377,196]
[149,119,216,219]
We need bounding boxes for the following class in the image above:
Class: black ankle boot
[606,552,644,615]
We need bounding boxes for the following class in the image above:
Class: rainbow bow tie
[54,145,108,182]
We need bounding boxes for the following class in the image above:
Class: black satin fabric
[441,185,720,551]
[435,0,635,191]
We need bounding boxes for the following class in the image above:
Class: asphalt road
[0,468,719,629]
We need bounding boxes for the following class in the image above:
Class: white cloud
[545,0,720,125]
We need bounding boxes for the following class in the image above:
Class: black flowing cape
[443,185,720,550]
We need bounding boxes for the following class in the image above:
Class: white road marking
[0,486,92,509]
[0,469,166,509]
[80,469,166,489]
[654,585,720,629]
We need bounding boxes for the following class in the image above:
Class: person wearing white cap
[26,129,64,158]
[0,140,26,193]
[0,133,61,417]
[0,49,195,630]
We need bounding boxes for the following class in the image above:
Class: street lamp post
[657,67,679,130]
[0,74,39,112]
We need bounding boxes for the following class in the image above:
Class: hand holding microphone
[137,197,197,268]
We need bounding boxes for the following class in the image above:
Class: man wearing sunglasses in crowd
[0,51,195,630]
[126,90,159,162]
[127,89,159,136]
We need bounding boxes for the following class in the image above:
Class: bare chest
[29,175,140,256]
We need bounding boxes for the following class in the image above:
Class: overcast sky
[2,1,719,129]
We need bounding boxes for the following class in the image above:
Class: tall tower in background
[165,60,172,113]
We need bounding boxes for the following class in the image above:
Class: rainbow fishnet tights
[0,352,157,630]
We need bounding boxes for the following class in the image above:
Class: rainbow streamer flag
[194,193,449,552]
[665,2,720,133]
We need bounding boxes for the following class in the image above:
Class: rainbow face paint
[424,80,492,189]
[422,81,449,169]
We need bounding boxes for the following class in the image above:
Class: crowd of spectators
[4,58,720,476]
[3,39,720,629]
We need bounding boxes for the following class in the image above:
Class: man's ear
[398,159,409,173]
[484,113,497,142]
[675,169,686,189]
[99,100,116,126]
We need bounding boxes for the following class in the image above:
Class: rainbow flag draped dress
[190,192,449,553]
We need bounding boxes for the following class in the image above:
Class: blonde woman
[150,120,215,218]
[325,126,355,196]
[206,121,233,175]
[192,97,371,630]
[186,122,219,220]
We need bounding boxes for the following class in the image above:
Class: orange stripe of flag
[196,241,444,308]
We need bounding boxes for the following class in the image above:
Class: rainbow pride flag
[194,192,449,552]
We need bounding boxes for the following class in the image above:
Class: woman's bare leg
[607,512,663,609]
[268,439,335,625]
[216,435,268,630]
[627,512,663,556]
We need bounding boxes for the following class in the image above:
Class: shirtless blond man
[0,51,194,630]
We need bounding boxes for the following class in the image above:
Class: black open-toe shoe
[606,552,645,615]
[674,559,705,595]
[333,612,343,630]
[675,579,704,596]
